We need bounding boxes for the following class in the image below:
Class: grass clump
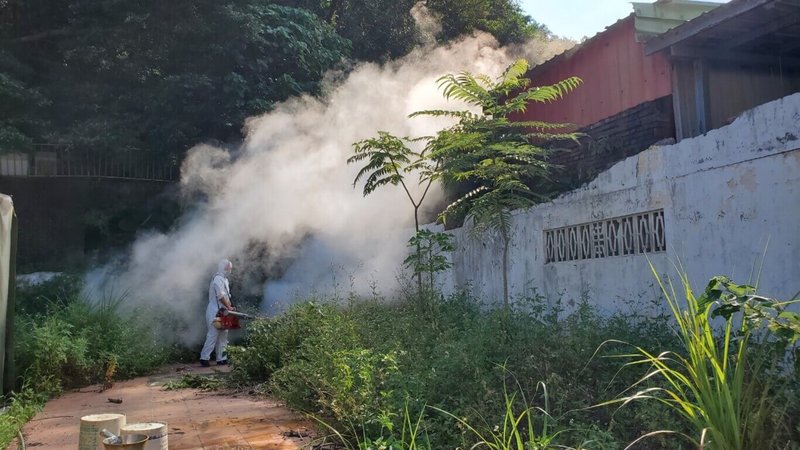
[604,267,800,449]
[14,292,173,395]
[0,274,187,448]
[0,386,48,447]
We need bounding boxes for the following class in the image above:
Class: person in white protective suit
[199,259,235,366]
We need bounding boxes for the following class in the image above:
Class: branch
[388,153,418,209]
[416,161,440,210]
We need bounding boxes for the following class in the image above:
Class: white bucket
[120,422,168,450]
[79,413,127,450]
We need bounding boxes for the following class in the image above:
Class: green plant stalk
[431,380,567,450]
[605,264,787,450]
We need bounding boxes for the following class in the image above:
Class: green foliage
[425,0,549,46]
[14,274,83,317]
[237,302,402,429]
[604,268,800,449]
[3,0,551,159]
[350,133,433,199]
[314,399,432,450]
[4,0,350,156]
[403,229,454,290]
[229,290,697,449]
[13,280,173,394]
[418,59,582,226]
[0,50,48,153]
[414,59,581,306]
[0,386,49,449]
[348,131,439,290]
[14,314,90,395]
[272,0,547,62]
[432,380,580,450]
[350,60,579,300]
[228,303,338,384]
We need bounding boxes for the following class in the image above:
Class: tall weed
[602,266,798,449]
[14,281,172,393]
[0,386,48,448]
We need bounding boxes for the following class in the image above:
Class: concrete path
[10,364,315,449]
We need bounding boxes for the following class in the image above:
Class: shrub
[0,386,48,448]
[14,273,82,317]
[13,281,172,393]
[229,289,697,449]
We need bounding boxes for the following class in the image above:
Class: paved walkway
[11,364,314,449]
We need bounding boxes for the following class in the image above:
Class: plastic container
[101,434,149,450]
[120,422,168,450]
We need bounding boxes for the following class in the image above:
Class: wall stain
[738,167,757,192]
[777,132,798,144]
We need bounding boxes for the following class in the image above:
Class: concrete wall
[442,93,800,312]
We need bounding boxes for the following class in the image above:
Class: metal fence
[0,145,179,181]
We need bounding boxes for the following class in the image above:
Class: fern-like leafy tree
[349,132,437,233]
[348,132,439,289]
[415,59,581,306]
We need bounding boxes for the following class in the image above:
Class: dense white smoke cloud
[86,18,573,343]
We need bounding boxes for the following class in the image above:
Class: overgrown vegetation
[0,386,47,447]
[604,269,800,449]
[0,274,181,448]
[227,274,799,449]
[5,269,798,450]
[229,290,667,448]
[13,275,176,395]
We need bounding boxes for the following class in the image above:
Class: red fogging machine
[212,308,255,330]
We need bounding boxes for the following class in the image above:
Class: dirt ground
[9,364,316,450]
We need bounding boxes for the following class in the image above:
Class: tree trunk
[502,230,509,308]
[414,206,422,291]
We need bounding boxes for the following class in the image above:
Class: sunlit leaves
[417,59,581,230]
[349,132,432,197]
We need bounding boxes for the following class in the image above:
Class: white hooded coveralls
[200,262,232,362]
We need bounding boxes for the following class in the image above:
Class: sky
[520,0,728,41]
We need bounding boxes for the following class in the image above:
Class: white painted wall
[440,93,800,313]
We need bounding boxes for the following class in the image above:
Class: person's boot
[200,359,210,367]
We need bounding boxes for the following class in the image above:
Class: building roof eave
[644,0,776,55]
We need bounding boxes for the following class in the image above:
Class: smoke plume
[86,13,574,343]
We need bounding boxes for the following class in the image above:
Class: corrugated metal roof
[645,0,800,56]
[519,18,672,128]
[633,0,722,42]
[528,0,721,78]
[527,14,633,80]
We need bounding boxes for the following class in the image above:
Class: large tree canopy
[273,0,548,61]
[1,0,350,155]
[0,0,548,156]
[0,50,47,152]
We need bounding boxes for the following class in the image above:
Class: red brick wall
[550,95,675,187]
